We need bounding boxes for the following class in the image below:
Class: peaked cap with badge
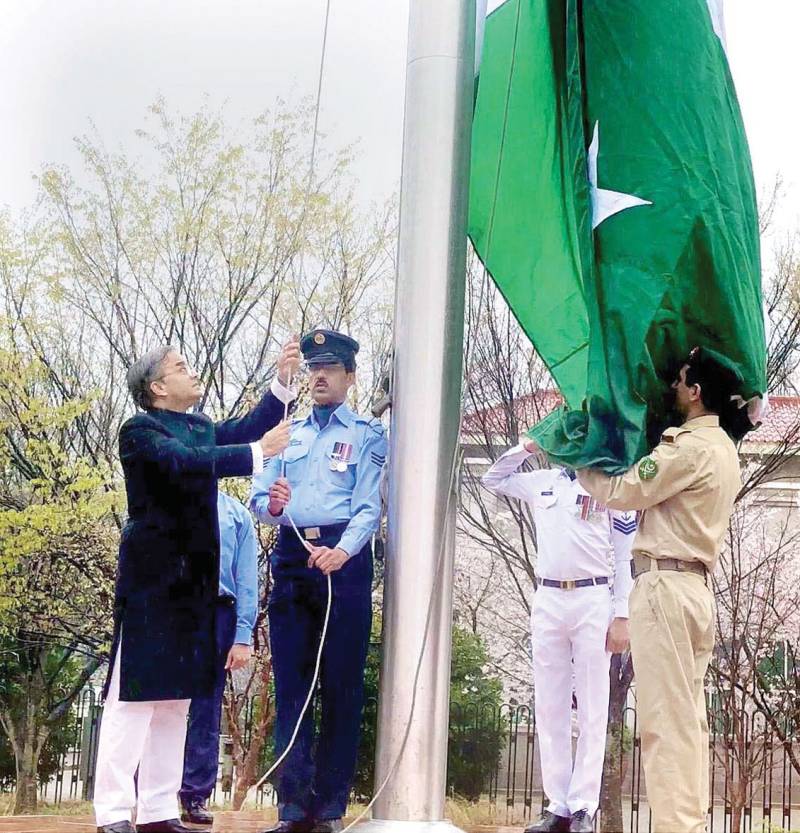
[301,329,359,371]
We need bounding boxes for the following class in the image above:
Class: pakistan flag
[469,0,767,473]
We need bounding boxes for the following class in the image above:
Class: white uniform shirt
[481,444,636,618]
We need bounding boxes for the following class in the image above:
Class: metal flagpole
[359,2,475,833]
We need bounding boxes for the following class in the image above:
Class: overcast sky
[1,0,798,238]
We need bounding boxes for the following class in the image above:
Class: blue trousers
[269,527,372,821]
[179,600,236,805]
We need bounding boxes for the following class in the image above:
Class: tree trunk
[600,656,634,833]
[600,743,624,833]
[226,653,275,811]
[12,721,48,814]
[231,707,274,810]
[729,780,746,833]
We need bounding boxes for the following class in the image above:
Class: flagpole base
[353,820,467,833]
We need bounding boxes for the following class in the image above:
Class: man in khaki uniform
[576,347,745,833]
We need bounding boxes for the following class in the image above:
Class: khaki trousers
[629,569,715,833]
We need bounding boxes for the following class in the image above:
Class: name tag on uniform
[541,490,553,496]
[330,442,353,472]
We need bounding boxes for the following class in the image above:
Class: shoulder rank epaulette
[359,416,386,436]
[661,426,691,444]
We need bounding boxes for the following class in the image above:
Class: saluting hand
[268,477,291,517]
[277,335,301,386]
[225,643,253,672]
[308,546,350,576]
[606,617,630,654]
[260,420,292,458]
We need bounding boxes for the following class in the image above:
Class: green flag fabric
[469,0,767,473]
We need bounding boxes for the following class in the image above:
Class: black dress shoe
[312,821,343,833]
[180,800,213,825]
[97,823,136,833]
[569,810,594,832]
[258,822,314,833]
[524,811,571,833]
[136,820,195,833]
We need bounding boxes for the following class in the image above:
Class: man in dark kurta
[94,341,298,833]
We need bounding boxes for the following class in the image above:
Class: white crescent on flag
[705,0,727,52]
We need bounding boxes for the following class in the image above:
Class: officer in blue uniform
[180,491,259,826]
[250,329,386,833]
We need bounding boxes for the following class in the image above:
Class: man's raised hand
[260,420,291,458]
[277,335,301,386]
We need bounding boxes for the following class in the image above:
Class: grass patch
[0,795,94,815]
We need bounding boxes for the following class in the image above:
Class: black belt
[216,595,236,607]
[539,576,610,590]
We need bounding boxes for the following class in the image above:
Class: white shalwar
[482,444,635,819]
[93,636,190,828]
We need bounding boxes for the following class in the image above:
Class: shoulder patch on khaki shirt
[661,426,691,444]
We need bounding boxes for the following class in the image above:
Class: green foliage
[0,665,77,790]
[0,349,119,648]
[0,95,397,807]
[0,636,97,799]
[446,628,506,802]
[351,621,505,802]
[0,335,118,810]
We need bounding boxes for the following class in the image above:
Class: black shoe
[259,822,315,833]
[136,820,195,833]
[569,810,594,833]
[180,800,213,826]
[97,823,136,833]
[524,811,571,833]
[312,821,343,833]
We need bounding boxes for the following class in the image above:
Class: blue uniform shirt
[250,402,387,557]
[217,491,259,645]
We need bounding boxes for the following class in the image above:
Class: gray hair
[126,345,176,410]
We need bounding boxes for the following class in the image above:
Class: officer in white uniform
[482,441,636,833]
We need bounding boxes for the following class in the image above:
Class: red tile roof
[463,391,800,446]
[462,390,562,436]
[748,396,800,445]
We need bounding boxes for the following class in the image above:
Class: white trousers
[532,584,612,819]
[93,638,190,827]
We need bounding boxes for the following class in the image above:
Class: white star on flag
[588,122,652,230]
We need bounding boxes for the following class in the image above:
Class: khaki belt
[632,553,707,580]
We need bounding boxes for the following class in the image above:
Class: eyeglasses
[155,364,197,381]
[304,362,346,375]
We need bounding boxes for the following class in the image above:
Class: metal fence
[13,692,800,832]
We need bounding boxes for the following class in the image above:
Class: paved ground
[0,810,280,832]
[0,818,523,833]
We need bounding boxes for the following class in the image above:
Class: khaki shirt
[577,415,741,571]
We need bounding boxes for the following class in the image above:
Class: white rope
[337,265,489,832]
[247,0,333,796]
[247,364,333,799]
[249,514,332,796]
[245,0,487,821]
[338,439,463,832]
[247,255,487,829]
